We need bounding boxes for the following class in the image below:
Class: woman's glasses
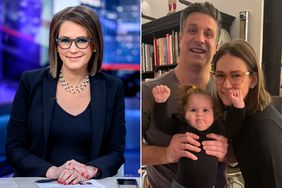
[211,71,254,85]
[56,37,93,49]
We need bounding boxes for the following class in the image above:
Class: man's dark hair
[180,2,222,41]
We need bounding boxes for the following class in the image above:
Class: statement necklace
[59,70,89,94]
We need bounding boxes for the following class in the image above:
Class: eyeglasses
[56,37,93,49]
[211,71,254,85]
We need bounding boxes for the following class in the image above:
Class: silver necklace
[59,70,89,94]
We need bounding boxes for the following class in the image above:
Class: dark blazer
[6,67,125,178]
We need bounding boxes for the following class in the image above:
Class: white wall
[142,0,264,62]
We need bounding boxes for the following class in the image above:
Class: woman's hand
[46,159,98,185]
[46,164,68,179]
[202,133,228,161]
[58,168,87,185]
[57,159,99,184]
[65,159,98,179]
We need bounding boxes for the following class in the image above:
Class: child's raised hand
[152,85,171,103]
[227,88,245,109]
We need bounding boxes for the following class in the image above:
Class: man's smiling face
[179,12,218,68]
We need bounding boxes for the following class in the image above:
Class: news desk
[0,176,140,188]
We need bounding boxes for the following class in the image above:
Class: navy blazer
[6,67,126,178]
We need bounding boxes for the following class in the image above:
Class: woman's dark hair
[212,40,271,114]
[49,5,103,77]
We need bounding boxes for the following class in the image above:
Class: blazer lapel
[90,75,106,157]
[42,75,57,157]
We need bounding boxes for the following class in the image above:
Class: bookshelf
[141,9,235,79]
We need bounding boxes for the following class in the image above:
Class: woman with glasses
[6,6,125,185]
[212,40,282,187]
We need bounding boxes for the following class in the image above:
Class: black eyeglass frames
[56,37,94,49]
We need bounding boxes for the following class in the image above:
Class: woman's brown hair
[212,40,271,114]
[49,5,103,78]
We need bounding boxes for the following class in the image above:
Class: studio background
[0,0,140,177]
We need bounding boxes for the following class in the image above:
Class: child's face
[185,94,214,131]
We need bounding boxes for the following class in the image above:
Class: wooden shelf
[142,12,180,44]
[155,64,177,70]
[142,71,155,79]
[142,65,177,79]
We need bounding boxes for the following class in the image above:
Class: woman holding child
[212,39,282,187]
[152,39,282,187]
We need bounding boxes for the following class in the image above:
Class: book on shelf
[142,30,180,74]
[141,43,154,72]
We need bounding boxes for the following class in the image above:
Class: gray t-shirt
[142,69,217,188]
